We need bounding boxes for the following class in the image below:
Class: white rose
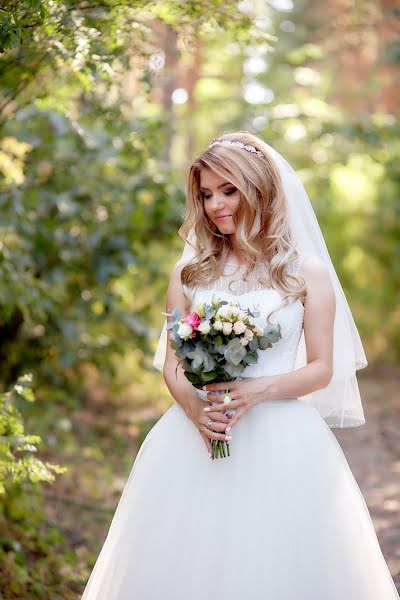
[229,306,240,317]
[240,337,249,346]
[198,320,211,334]
[233,320,247,334]
[253,325,263,337]
[177,322,193,340]
[244,328,254,340]
[213,320,223,331]
[222,321,233,335]
[217,305,231,320]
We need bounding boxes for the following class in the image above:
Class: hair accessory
[208,139,264,158]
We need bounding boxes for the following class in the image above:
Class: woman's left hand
[202,376,275,428]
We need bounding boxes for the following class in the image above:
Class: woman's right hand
[186,398,232,456]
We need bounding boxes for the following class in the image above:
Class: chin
[217,227,236,235]
[214,222,236,234]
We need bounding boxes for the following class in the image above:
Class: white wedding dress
[82,258,399,599]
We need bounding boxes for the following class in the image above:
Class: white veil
[153,138,368,428]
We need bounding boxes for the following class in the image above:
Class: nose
[209,193,226,210]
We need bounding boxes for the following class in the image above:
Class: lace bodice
[188,257,306,378]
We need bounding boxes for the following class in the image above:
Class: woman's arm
[162,262,231,455]
[162,261,199,420]
[201,255,336,425]
[263,254,336,400]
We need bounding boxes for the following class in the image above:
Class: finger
[205,399,234,413]
[203,382,236,392]
[202,419,228,433]
[206,391,236,401]
[227,407,245,428]
[204,427,232,442]
[209,411,230,423]
[205,399,242,412]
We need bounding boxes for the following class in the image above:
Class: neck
[227,235,263,265]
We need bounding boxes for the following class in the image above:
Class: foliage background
[0,0,399,597]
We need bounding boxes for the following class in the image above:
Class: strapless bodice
[189,261,305,378]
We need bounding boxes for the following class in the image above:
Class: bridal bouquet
[164,294,281,459]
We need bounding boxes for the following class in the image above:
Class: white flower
[177,322,193,340]
[238,309,248,320]
[253,325,263,337]
[222,321,233,335]
[233,320,247,334]
[213,320,223,331]
[229,305,241,317]
[240,337,249,346]
[244,328,254,340]
[217,305,231,320]
[198,320,211,334]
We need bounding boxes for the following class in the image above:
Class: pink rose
[184,312,202,331]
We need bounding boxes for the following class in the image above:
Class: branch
[0,51,48,126]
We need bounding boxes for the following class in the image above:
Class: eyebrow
[199,182,233,192]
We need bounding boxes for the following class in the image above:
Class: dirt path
[333,366,400,590]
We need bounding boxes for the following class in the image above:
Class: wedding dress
[82,257,399,599]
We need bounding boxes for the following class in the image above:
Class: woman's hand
[185,397,232,456]
[202,376,275,428]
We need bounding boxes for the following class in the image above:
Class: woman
[82,132,399,599]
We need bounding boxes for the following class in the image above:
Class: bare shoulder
[170,259,185,281]
[299,254,331,281]
[298,254,336,309]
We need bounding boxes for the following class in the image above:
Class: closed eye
[202,189,236,200]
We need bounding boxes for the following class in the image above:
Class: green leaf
[184,372,201,386]
[224,338,246,366]
[243,353,257,364]
[249,338,259,351]
[200,370,217,382]
[259,338,273,350]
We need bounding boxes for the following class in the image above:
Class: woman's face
[199,168,240,234]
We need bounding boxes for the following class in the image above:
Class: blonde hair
[179,130,306,323]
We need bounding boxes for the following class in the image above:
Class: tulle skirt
[81,398,399,599]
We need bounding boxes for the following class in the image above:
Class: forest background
[0,0,399,597]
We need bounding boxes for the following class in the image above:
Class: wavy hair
[178,130,306,323]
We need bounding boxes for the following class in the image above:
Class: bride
[82,131,399,599]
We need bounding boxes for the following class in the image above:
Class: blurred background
[0,0,399,597]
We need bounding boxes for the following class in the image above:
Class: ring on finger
[207,419,213,428]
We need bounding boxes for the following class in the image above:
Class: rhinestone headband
[208,139,264,158]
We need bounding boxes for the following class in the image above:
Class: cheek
[229,194,241,213]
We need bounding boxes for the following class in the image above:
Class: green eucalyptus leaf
[259,338,273,350]
[224,338,246,366]
[200,370,217,382]
[225,363,245,378]
[249,338,259,351]
[263,324,282,343]
[184,373,201,386]
[243,353,257,364]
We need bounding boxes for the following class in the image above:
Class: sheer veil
[153,137,368,428]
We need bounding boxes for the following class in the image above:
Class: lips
[216,215,232,219]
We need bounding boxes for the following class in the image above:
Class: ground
[334,365,400,590]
